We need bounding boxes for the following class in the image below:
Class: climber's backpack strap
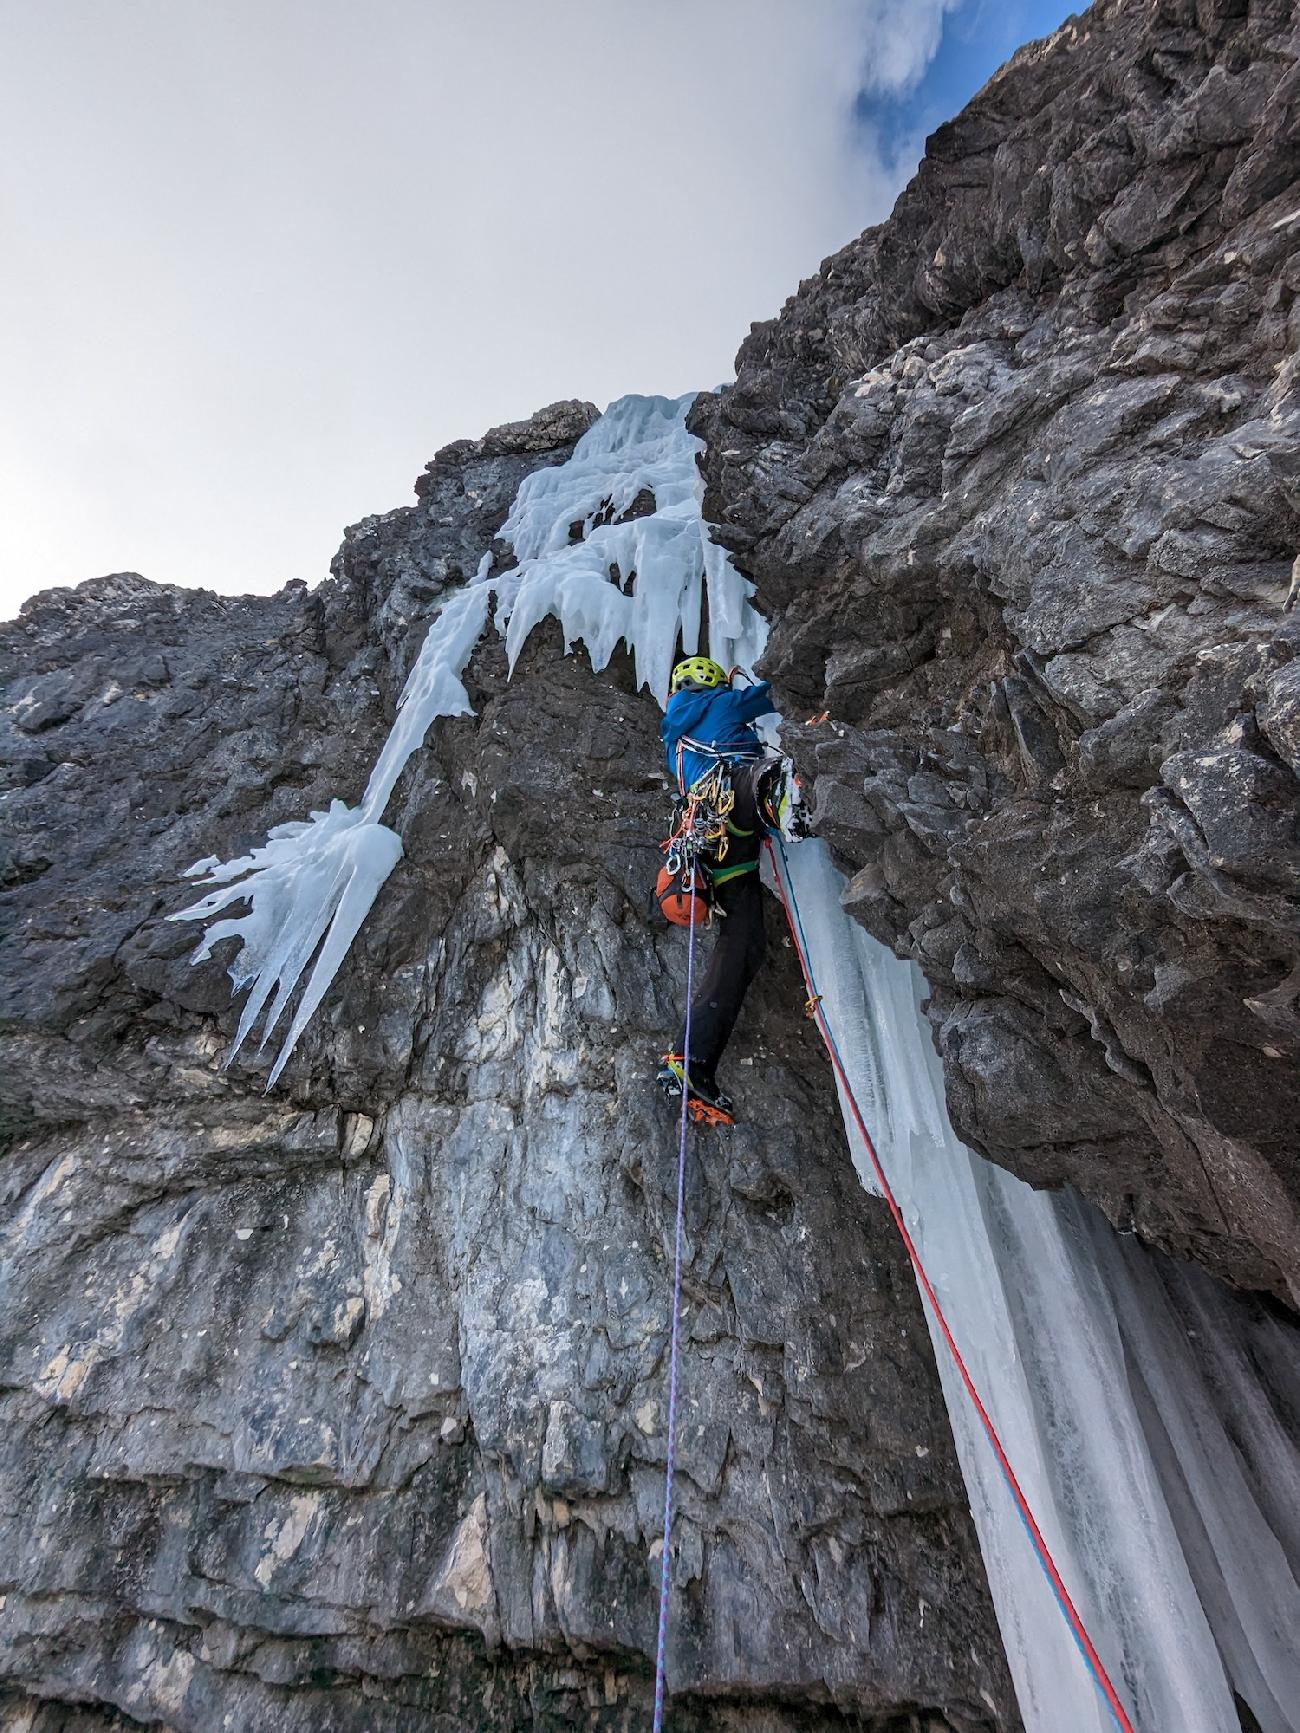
[674,733,763,792]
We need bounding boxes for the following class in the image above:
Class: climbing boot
[656,1054,735,1127]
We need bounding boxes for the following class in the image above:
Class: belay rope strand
[652,858,698,1733]
[764,835,1138,1733]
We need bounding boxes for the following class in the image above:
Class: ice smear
[360,571,494,821]
[172,394,756,1083]
[170,564,493,1087]
[781,838,1300,1733]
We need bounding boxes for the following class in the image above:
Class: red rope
[764,839,1137,1733]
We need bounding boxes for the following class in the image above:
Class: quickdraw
[663,762,736,876]
[657,766,740,929]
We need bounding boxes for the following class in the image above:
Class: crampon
[656,1054,735,1127]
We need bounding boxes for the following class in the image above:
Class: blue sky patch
[854,0,1078,183]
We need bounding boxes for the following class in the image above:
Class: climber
[655,655,798,1127]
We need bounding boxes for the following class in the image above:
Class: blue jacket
[661,680,776,792]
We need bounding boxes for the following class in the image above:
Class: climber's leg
[677,867,766,1088]
[674,761,765,1087]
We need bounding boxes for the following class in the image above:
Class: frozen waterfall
[170,394,759,1085]
[781,840,1300,1733]
[174,393,1300,1731]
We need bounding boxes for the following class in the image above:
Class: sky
[0,0,1073,618]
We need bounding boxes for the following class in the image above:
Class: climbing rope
[652,859,699,1733]
[764,835,1138,1733]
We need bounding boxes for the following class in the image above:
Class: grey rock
[0,410,1015,1729]
[697,0,1300,1301]
[6,0,1300,1722]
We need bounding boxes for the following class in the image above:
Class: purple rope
[652,861,699,1732]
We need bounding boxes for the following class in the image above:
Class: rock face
[6,0,1300,1723]
[1,411,1016,1728]
[696,0,1300,1302]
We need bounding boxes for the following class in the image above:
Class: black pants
[678,764,768,1087]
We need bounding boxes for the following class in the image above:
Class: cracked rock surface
[696,0,1300,1302]
[1,408,1016,1729]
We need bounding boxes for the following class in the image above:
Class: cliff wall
[1,412,1014,1730]
[697,0,1300,1300]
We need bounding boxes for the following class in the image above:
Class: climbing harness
[667,758,737,860]
[661,742,794,887]
[672,734,762,804]
[762,834,1138,1733]
[652,858,700,1733]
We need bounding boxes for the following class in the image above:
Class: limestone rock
[0,409,1014,1729]
[697,0,1300,1302]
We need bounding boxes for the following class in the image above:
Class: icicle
[172,395,758,1081]
[170,802,403,1087]
[170,556,493,1084]
[360,569,493,821]
[497,391,762,702]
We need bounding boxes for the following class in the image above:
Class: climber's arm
[726,681,776,726]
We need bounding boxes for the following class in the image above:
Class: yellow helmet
[670,656,728,694]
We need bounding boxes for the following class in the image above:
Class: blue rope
[652,861,699,1731]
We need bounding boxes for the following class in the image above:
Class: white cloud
[857,0,964,95]
[0,0,945,615]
